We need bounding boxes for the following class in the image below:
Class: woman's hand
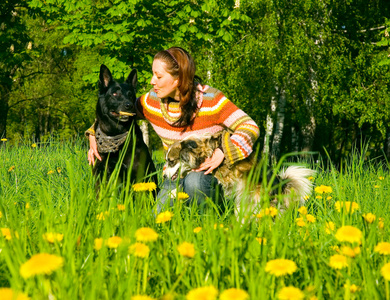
[194,148,224,175]
[88,134,102,165]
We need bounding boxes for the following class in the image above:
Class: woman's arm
[88,134,102,165]
[85,121,102,165]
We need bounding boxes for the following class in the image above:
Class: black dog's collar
[95,126,128,153]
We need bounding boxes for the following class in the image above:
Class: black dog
[93,64,158,192]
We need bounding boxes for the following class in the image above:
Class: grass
[0,138,390,299]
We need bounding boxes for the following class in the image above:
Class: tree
[0,0,30,138]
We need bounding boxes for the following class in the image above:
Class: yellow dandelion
[94,238,103,251]
[379,176,384,180]
[25,203,30,209]
[325,221,335,234]
[0,288,30,300]
[56,167,61,173]
[1,138,7,142]
[177,192,190,200]
[308,176,314,181]
[1,228,18,240]
[298,206,307,215]
[267,207,278,217]
[256,237,267,245]
[331,245,339,252]
[96,211,109,221]
[306,214,316,223]
[193,227,202,233]
[135,227,159,242]
[334,201,359,213]
[129,243,150,258]
[117,204,126,211]
[177,242,195,258]
[161,293,175,300]
[8,166,15,172]
[156,211,173,224]
[374,185,380,189]
[47,170,55,175]
[213,223,224,229]
[381,263,390,280]
[344,284,359,293]
[303,195,310,201]
[107,236,122,249]
[379,218,385,229]
[220,288,249,300]
[335,226,362,243]
[0,211,2,219]
[296,217,306,227]
[31,143,37,148]
[186,286,218,300]
[315,195,322,200]
[265,259,297,277]
[375,242,390,255]
[315,185,332,194]
[329,254,348,269]
[340,246,360,258]
[277,286,304,300]
[20,253,64,278]
[131,295,154,300]
[362,213,376,223]
[256,207,278,218]
[42,232,64,243]
[327,196,332,200]
[132,182,157,192]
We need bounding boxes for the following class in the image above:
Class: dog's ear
[209,135,221,151]
[126,69,138,91]
[99,64,113,90]
[182,139,198,150]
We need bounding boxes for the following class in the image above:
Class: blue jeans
[156,171,221,212]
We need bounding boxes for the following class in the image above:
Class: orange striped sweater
[137,85,260,167]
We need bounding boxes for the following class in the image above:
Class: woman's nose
[150,76,155,85]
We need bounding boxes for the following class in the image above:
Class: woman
[87,47,260,211]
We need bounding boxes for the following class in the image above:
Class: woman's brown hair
[154,47,200,126]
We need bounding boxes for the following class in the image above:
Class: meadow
[0,138,390,300]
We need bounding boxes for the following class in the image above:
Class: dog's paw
[170,188,177,199]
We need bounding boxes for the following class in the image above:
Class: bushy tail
[278,166,316,208]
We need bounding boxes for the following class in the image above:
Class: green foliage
[1,0,390,162]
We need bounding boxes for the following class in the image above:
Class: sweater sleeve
[85,121,96,137]
[217,98,260,167]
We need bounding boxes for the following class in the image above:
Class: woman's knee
[183,171,215,197]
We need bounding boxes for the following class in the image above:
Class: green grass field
[1,138,390,300]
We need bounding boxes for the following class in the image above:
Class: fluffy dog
[163,132,315,214]
[93,64,157,192]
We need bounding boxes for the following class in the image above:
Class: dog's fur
[163,131,315,214]
[93,64,157,191]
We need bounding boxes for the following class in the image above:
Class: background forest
[1,0,390,164]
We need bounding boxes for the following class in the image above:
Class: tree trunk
[271,87,286,161]
[0,86,9,138]
[384,128,390,161]
[301,116,316,151]
[263,97,276,156]
[301,66,318,152]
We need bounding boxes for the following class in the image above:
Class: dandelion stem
[169,262,189,293]
[142,259,149,293]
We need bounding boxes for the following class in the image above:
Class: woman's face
[150,59,179,100]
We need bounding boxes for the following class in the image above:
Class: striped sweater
[137,85,260,167]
